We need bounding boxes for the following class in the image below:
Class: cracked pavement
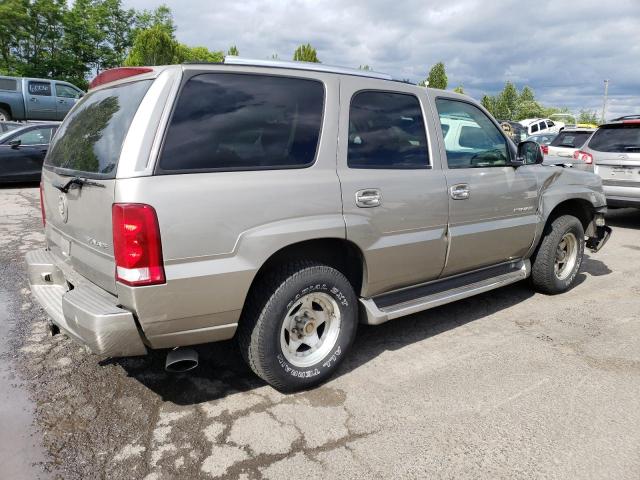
[1,185,640,479]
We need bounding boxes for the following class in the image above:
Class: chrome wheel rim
[555,232,578,280]
[280,292,341,368]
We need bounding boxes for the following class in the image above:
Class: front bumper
[25,249,147,357]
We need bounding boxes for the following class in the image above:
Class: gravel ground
[1,185,639,479]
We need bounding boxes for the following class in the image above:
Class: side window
[435,98,509,169]
[14,128,53,145]
[547,120,555,127]
[531,123,539,133]
[158,73,324,172]
[55,84,81,99]
[348,91,429,169]
[539,121,547,131]
[28,81,51,96]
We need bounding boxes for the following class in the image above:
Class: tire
[238,261,358,391]
[0,108,10,121]
[531,215,585,294]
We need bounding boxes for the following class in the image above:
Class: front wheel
[531,215,585,294]
[238,262,358,391]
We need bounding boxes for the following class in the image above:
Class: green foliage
[133,4,175,37]
[426,61,447,89]
[577,109,599,125]
[359,65,371,71]
[293,43,319,63]
[176,44,223,63]
[124,25,176,66]
[227,45,239,56]
[453,85,465,94]
[481,95,496,113]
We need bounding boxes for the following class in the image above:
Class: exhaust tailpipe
[165,347,199,373]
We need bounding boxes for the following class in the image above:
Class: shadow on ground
[113,281,538,405]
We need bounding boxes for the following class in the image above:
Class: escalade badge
[57,193,68,223]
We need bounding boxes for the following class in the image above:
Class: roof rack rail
[223,56,395,81]
[610,114,640,121]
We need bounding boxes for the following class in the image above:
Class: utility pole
[602,79,609,123]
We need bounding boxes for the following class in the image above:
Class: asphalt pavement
[1,185,639,479]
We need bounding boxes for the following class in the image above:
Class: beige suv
[27,58,610,391]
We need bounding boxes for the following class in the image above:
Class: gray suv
[26,58,611,391]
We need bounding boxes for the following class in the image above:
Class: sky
[124,0,640,120]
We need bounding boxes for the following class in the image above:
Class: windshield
[588,125,640,153]
[45,80,151,178]
[550,131,592,148]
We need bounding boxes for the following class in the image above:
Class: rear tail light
[112,203,165,286]
[89,67,153,89]
[541,144,549,155]
[573,150,593,164]
[39,181,46,226]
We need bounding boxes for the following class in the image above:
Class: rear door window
[45,80,151,178]
[158,73,324,173]
[28,81,51,96]
[531,124,539,133]
[348,91,429,169]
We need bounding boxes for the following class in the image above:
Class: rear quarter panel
[115,71,343,347]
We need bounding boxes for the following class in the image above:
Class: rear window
[550,131,592,148]
[157,73,324,173]
[45,80,151,178]
[588,125,640,153]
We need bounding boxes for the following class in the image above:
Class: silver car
[26,58,611,391]
[579,117,640,208]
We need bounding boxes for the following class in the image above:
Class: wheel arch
[247,238,367,298]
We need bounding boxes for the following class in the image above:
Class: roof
[221,56,399,82]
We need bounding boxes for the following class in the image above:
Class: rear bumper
[25,249,147,357]
[603,185,640,208]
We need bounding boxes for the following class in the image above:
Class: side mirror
[514,140,544,166]
[8,139,21,149]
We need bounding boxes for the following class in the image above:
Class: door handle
[58,99,65,104]
[30,97,37,102]
[449,183,470,200]
[355,189,382,208]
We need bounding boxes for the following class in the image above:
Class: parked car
[0,76,83,122]
[0,120,22,133]
[0,123,58,183]
[26,60,610,391]
[576,117,640,208]
[520,118,564,136]
[544,128,595,167]
[499,120,528,144]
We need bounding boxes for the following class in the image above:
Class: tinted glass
[348,91,428,169]
[14,127,54,145]
[550,131,592,148]
[547,120,555,127]
[159,74,324,172]
[56,84,81,99]
[436,98,509,168]
[45,80,151,177]
[531,124,539,133]
[28,81,51,96]
[588,125,640,153]
[0,78,17,91]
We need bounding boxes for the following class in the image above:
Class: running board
[360,260,531,325]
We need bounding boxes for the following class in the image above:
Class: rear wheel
[238,262,357,391]
[531,215,585,294]
[0,108,11,121]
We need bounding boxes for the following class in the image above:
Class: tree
[176,44,223,63]
[133,4,175,37]
[124,25,176,66]
[359,64,371,71]
[578,109,599,125]
[453,85,464,94]
[227,45,239,56]
[494,81,518,119]
[426,61,447,89]
[481,95,496,116]
[293,43,319,63]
